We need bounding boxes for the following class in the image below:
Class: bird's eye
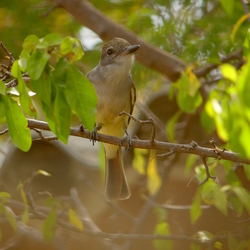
[107,49,114,55]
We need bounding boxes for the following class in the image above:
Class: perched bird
[86,37,140,201]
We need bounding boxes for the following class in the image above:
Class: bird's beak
[120,45,140,56]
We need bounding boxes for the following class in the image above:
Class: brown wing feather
[128,81,136,125]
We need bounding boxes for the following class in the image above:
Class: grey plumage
[87,38,140,201]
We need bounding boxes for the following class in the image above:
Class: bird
[86,37,140,201]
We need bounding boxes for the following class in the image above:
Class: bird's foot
[121,128,132,150]
[90,125,101,146]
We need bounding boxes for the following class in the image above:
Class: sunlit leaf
[23,34,39,53]
[43,33,63,47]
[68,208,83,231]
[27,50,50,80]
[0,192,11,199]
[43,208,57,243]
[4,209,17,232]
[147,150,161,195]
[219,0,234,16]
[231,186,250,215]
[185,154,197,175]
[231,13,250,43]
[60,36,75,55]
[132,148,147,175]
[220,64,237,83]
[11,60,37,117]
[3,96,32,152]
[35,170,52,177]
[153,222,172,250]
[190,190,202,223]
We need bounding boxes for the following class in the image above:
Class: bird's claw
[121,130,132,150]
[90,127,99,146]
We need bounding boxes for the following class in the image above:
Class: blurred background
[0,0,249,249]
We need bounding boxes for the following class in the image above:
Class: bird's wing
[129,80,136,125]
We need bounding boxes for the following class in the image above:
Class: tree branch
[25,119,250,165]
[53,0,186,82]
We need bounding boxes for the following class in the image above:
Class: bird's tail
[105,146,131,201]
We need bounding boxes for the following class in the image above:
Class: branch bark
[26,119,250,165]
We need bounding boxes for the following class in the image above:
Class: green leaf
[229,196,243,215]
[68,208,83,231]
[219,0,234,16]
[60,36,75,55]
[190,190,202,223]
[4,209,17,232]
[201,109,216,134]
[212,185,227,216]
[43,208,57,243]
[3,96,31,152]
[0,80,6,95]
[185,154,197,175]
[23,34,39,53]
[190,243,200,250]
[220,64,237,83]
[166,110,182,142]
[20,187,29,224]
[27,50,50,80]
[11,60,37,117]
[154,222,172,250]
[43,33,63,47]
[0,192,11,199]
[231,186,250,215]
[65,64,97,131]
[53,85,71,143]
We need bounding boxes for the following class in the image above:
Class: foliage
[0,0,250,249]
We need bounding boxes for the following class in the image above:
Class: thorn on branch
[119,111,156,145]
[32,128,58,141]
[154,149,176,160]
[209,138,225,160]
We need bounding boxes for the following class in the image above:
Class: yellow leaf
[231,14,250,43]
[68,208,83,231]
[147,151,161,195]
[132,148,148,175]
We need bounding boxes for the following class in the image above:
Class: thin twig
[119,111,156,145]
[31,128,58,141]
[199,157,217,186]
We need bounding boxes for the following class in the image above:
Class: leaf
[53,85,71,144]
[20,187,29,224]
[0,80,6,95]
[43,208,57,243]
[23,34,39,53]
[229,196,243,215]
[68,208,83,231]
[186,66,201,97]
[220,64,237,83]
[3,96,32,152]
[231,186,250,215]
[212,185,227,216]
[27,50,50,80]
[153,222,172,250]
[219,0,234,16]
[231,13,250,43]
[0,192,10,198]
[43,33,63,47]
[228,233,238,250]
[166,110,182,142]
[60,36,75,55]
[190,190,202,223]
[11,60,37,117]
[4,209,17,232]
[65,64,97,131]
[35,170,52,177]
[196,231,214,242]
[185,154,197,175]
[132,148,147,175]
[31,72,52,106]
[147,151,161,195]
